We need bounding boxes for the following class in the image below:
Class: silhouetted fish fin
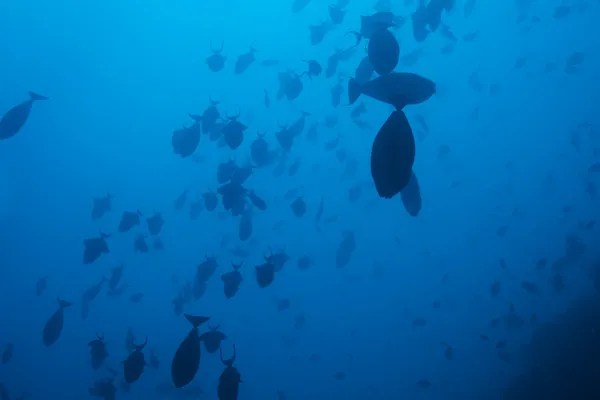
[29,92,48,101]
[184,313,210,328]
[57,298,73,308]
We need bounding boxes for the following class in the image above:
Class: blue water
[1,0,599,399]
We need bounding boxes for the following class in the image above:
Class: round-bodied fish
[370,110,415,198]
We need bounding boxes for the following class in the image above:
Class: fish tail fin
[57,298,73,308]
[29,92,48,101]
[184,313,210,328]
[348,78,361,105]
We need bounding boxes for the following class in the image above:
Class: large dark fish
[348,72,436,110]
[199,326,227,353]
[234,46,257,74]
[222,263,243,299]
[218,345,242,400]
[371,111,415,198]
[42,298,72,346]
[89,333,109,370]
[118,210,142,232]
[91,193,114,220]
[0,91,48,140]
[171,314,210,388]
[123,337,148,384]
[206,41,227,72]
[368,28,400,76]
[255,260,275,288]
[354,56,374,84]
[172,116,201,158]
[83,233,110,264]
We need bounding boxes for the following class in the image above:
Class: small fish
[0,91,48,140]
[42,298,72,346]
[1,343,14,364]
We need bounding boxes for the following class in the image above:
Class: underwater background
[1,0,600,399]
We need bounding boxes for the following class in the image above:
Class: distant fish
[206,41,226,72]
[0,91,48,140]
[42,298,72,346]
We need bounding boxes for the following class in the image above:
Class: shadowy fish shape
[118,210,142,232]
[356,12,397,40]
[223,116,247,150]
[174,189,189,211]
[196,256,219,283]
[0,91,48,140]
[336,231,355,268]
[354,56,375,84]
[401,171,422,216]
[43,298,72,346]
[371,111,415,198]
[92,193,114,220]
[203,191,219,211]
[309,21,331,45]
[255,260,275,288]
[123,337,148,384]
[284,73,304,100]
[267,250,291,272]
[172,116,201,158]
[239,211,253,241]
[190,99,220,133]
[89,333,109,370]
[235,45,257,74]
[88,378,117,400]
[328,4,346,24]
[146,212,164,235]
[171,314,210,388]
[218,345,242,400]
[302,60,322,79]
[83,233,110,264]
[247,190,267,210]
[36,275,48,296]
[368,28,400,76]
[222,263,243,299]
[134,234,149,253]
[200,325,228,353]
[291,197,306,217]
[206,41,226,72]
[348,72,435,110]
[108,264,124,291]
[189,198,204,220]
